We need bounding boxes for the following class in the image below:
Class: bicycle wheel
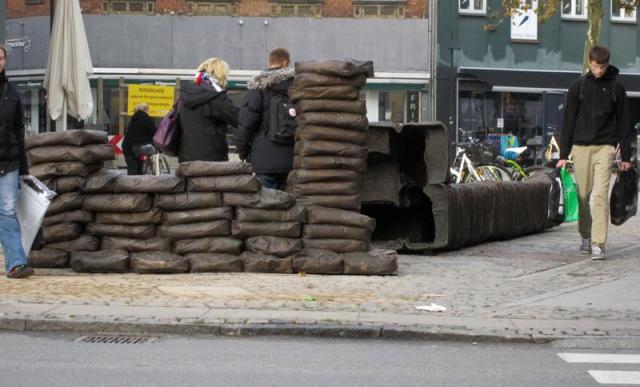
[463,165,511,183]
[141,159,154,175]
[523,165,549,180]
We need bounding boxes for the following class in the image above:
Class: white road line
[588,371,640,385]
[558,353,640,364]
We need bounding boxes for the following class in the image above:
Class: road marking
[558,353,640,364]
[588,371,640,385]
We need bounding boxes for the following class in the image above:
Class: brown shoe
[7,265,34,279]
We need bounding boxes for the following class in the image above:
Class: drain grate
[75,336,157,344]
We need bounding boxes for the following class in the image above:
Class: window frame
[561,0,588,20]
[610,0,638,23]
[458,0,486,16]
[103,0,156,15]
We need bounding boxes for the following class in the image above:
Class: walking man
[0,45,33,278]
[557,45,634,260]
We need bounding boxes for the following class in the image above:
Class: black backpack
[267,93,297,145]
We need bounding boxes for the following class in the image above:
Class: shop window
[611,0,637,22]
[562,0,587,19]
[353,2,405,18]
[458,0,486,15]
[378,91,405,123]
[271,1,322,17]
[26,0,44,5]
[187,1,236,16]
[103,0,155,14]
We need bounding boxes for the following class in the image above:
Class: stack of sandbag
[25,130,114,266]
[287,60,373,212]
[302,206,375,253]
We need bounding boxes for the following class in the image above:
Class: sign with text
[127,84,175,118]
[511,0,538,42]
[406,91,420,123]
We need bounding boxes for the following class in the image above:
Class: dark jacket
[0,71,28,176]
[234,67,295,174]
[122,110,156,153]
[177,81,238,163]
[560,65,633,161]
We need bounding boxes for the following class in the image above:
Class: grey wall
[7,15,430,73]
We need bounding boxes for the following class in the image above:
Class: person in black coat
[234,48,295,190]
[122,103,156,175]
[178,58,239,163]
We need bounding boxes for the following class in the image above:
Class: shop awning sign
[127,84,175,118]
[5,36,32,53]
[511,0,538,42]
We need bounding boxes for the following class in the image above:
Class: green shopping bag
[560,167,579,223]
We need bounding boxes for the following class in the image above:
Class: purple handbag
[153,98,181,156]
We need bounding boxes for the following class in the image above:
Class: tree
[486,0,639,72]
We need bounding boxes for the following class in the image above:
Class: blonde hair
[135,103,149,113]
[197,58,230,88]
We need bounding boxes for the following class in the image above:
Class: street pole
[0,0,5,43]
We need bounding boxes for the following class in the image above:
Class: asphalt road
[0,332,638,387]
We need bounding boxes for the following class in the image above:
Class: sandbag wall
[287,60,377,257]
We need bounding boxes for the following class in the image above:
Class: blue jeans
[256,173,288,191]
[0,169,28,273]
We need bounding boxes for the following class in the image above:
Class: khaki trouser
[571,145,616,247]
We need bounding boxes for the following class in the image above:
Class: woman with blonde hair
[178,57,238,162]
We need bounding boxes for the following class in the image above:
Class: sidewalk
[1,217,639,342]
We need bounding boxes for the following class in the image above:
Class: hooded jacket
[234,67,295,174]
[122,110,156,153]
[177,81,239,163]
[0,71,28,176]
[560,65,633,161]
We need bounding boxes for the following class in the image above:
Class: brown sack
[87,223,157,239]
[46,192,83,216]
[42,210,93,226]
[28,144,114,165]
[158,220,231,239]
[292,248,343,274]
[294,140,367,159]
[289,85,360,102]
[295,112,368,132]
[292,181,362,196]
[295,99,367,115]
[302,238,369,253]
[31,162,102,180]
[83,169,124,192]
[110,175,185,193]
[306,205,376,231]
[42,176,86,193]
[293,156,366,173]
[289,169,361,184]
[155,192,222,210]
[187,175,260,193]
[223,188,295,210]
[162,207,233,225]
[294,60,374,78]
[187,254,243,273]
[241,252,292,274]
[42,223,84,244]
[95,208,162,225]
[130,252,189,274]
[293,72,368,88]
[235,205,306,223]
[297,195,361,211]
[173,237,244,255]
[28,248,69,268]
[303,224,371,241]
[342,249,398,275]
[83,194,153,212]
[245,236,302,258]
[25,129,108,150]
[47,235,101,252]
[101,236,171,252]
[295,126,368,145]
[70,250,129,273]
[231,221,301,238]
[176,161,253,177]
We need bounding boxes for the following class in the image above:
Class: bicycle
[138,144,171,175]
[449,146,510,184]
[495,146,547,181]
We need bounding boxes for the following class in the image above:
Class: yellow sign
[127,84,175,118]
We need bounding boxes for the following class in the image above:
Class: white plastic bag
[17,176,57,255]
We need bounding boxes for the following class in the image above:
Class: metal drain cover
[75,336,157,344]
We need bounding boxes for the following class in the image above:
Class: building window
[562,0,587,19]
[26,0,45,5]
[611,0,637,22]
[271,2,322,17]
[458,0,486,15]
[187,1,236,16]
[103,1,155,14]
[353,3,405,18]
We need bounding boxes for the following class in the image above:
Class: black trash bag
[28,248,69,268]
[130,252,189,274]
[173,237,244,255]
[187,254,243,273]
[292,248,343,274]
[611,169,638,226]
[70,250,130,273]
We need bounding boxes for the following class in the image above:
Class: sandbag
[83,194,153,212]
[295,60,374,78]
[235,205,306,223]
[342,249,398,275]
[95,208,162,225]
[101,236,171,252]
[162,207,233,225]
[187,175,260,193]
[297,195,362,211]
[28,248,69,268]
[70,249,129,273]
[158,220,231,239]
[130,251,189,274]
[31,162,102,180]
[296,125,368,145]
[155,192,222,210]
[295,112,368,132]
[241,252,292,274]
[295,99,367,115]
[293,72,368,88]
[292,248,343,274]
[46,192,83,216]
[42,176,86,193]
[303,224,371,241]
[306,206,376,231]
[42,223,84,244]
[223,188,295,210]
[303,238,369,253]
[187,254,243,273]
[289,85,360,102]
[25,129,108,150]
[293,155,366,173]
[176,161,253,177]
[173,237,244,255]
[27,144,114,165]
[245,236,302,258]
[87,223,157,239]
[47,235,101,252]
[294,140,367,159]
[292,181,362,196]
[231,221,301,238]
[82,168,124,192]
[289,169,361,184]
[110,175,185,193]
[42,210,93,226]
